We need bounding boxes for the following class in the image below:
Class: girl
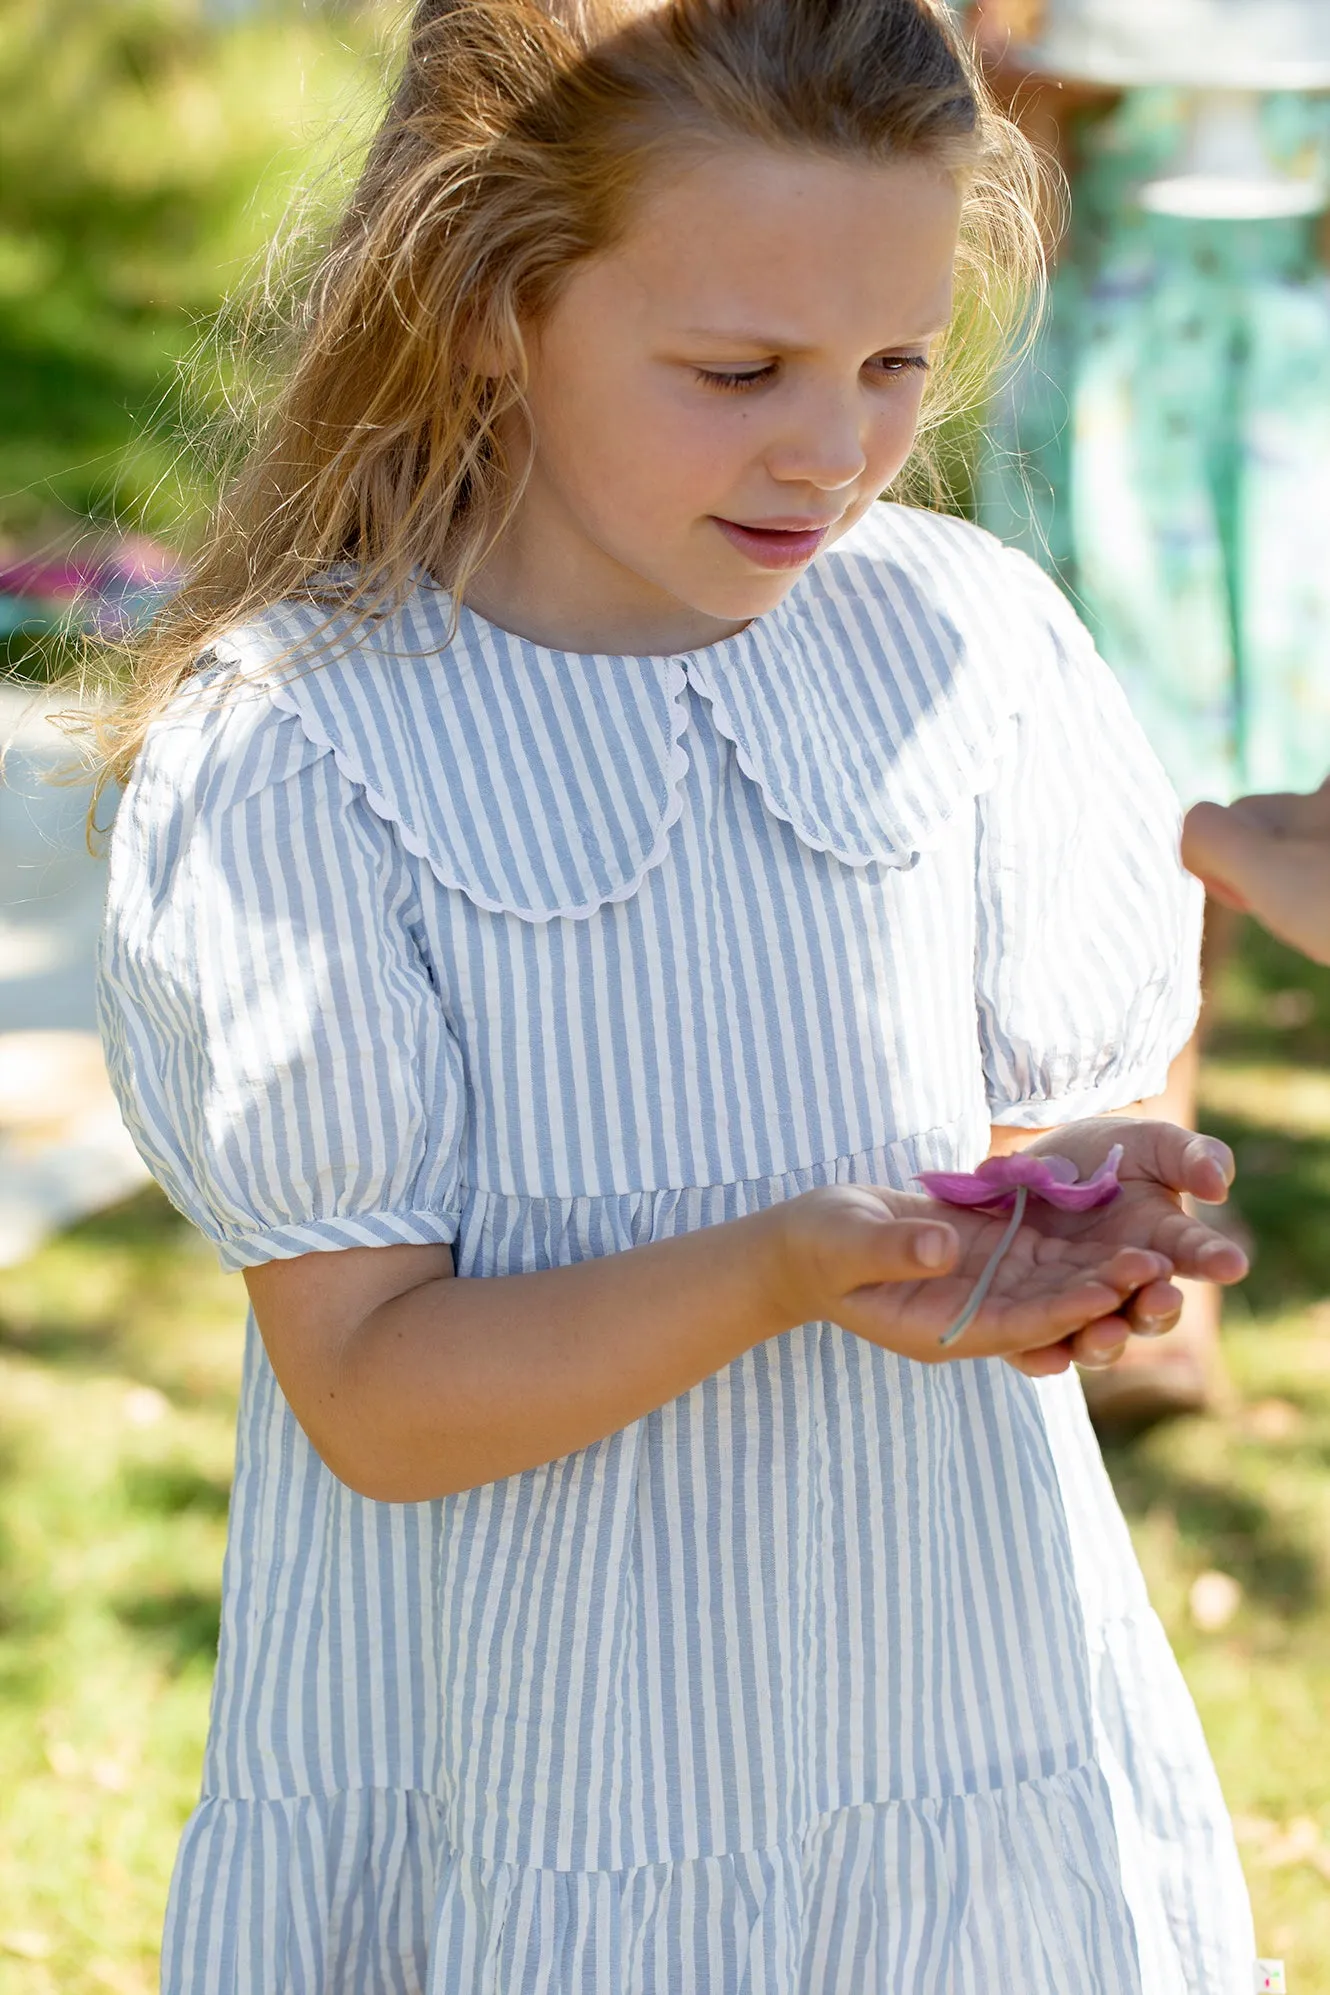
[99,0,1254,1987]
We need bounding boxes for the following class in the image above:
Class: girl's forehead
[595,145,961,343]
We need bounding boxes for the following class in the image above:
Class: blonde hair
[96,0,1049,785]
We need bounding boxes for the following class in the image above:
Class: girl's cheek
[665,415,761,491]
[871,394,928,480]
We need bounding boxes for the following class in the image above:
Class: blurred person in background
[1185,780,1330,965]
[969,0,1330,1427]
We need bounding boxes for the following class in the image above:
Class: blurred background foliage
[0,0,387,546]
[0,3,1328,1990]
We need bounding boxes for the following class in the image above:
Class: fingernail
[915,1228,950,1269]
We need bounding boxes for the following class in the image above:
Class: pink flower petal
[917,1144,1123,1213]
[1035,1144,1124,1211]
[913,1168,1018,1209]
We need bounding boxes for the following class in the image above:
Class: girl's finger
[977,1250,1170,1357]
[1117,1122,1233,1204]
[1122,1277,1184,1337]
[861,1220,960,1282]
[909,1223,959,1272]
[1004,1340,1076,1379]
[1146,1208,1248,1284]
[976,1276,1145,1355]
[1069,1316,1132,1369]
[1090,1247,1175,1295]
[1180,1131,1235,1202]
[947,1249,1164,1359]
[1196,1237,1249,1283]
[1006,1311,1134,1377]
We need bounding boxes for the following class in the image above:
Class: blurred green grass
[2,924,1330,1987]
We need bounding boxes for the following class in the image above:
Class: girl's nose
[764,392,869,492]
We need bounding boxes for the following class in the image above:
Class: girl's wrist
[746,1200,824,1340]
[752,1188,897,1334]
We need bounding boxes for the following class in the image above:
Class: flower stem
[937,1185,1029,1349]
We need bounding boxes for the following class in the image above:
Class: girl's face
[480,144,962,653]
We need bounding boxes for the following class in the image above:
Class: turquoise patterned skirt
[980,89,1330,804]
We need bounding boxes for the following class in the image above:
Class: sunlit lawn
[0,1193,244,1991]
[0,920,1327,1988]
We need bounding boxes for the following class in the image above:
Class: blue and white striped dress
[100,504,1255,1994]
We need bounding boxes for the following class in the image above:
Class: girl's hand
[1020,1118,1245,1277]
[1008,1119,1248,1369]
[773,1184,1174,1379]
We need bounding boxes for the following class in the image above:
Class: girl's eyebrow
[677,327,814,351]
[675,322,951,351]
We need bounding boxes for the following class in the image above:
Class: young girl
[99,1,1256,1987]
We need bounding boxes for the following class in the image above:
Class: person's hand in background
[1183,783,1330,967]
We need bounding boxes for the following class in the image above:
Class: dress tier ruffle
[165,1763,1151,1994]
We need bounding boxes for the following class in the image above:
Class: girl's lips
[711,516,831,569]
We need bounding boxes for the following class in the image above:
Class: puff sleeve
[98,684,467,1269]
[976,549,1204,1129]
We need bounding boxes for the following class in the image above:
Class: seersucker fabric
[99,504,1254,1992]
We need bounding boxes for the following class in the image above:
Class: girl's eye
[693,364,779,393]
[693,354,930,395]
[869,354,931,379]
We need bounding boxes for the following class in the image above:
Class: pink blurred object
[918,1144,1124,1214]
[0,534,181,637]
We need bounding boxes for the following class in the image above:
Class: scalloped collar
[220,507,1032,923]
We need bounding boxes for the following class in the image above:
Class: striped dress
[99,504,1255,1994]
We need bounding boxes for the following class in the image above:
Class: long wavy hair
[94,0,1050,787]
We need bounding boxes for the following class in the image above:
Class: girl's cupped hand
[1017,1119,1247,1289]
[774,1184,1177,1379]
[777,1120,1247,1380]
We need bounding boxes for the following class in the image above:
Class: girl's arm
[246,1186,1173,1501]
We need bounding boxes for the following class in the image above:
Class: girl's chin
[676,553,811,620]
